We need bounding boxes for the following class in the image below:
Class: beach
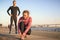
[0,27,60,40]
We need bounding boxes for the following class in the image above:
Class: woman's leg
[24,28,31,38]
[18,22,25,40]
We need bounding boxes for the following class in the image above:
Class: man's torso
[10,6,19,16]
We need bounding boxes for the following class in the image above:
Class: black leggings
[9,17,17,32]
[19,22,31,35]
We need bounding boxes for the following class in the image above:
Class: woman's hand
[21,34,24,40]
[23,33,26,37]
[19,32,22,37]
[20,33,26,40]
[18,30,22,37]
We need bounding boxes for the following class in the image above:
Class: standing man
[7,0,20,34]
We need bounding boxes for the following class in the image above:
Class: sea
[31,27,60,32]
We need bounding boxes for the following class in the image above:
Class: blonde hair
[23,10,30,16]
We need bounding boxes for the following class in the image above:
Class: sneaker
[20,38,24,40]
[9,31,11,34]
[19,38,21,40]
[15,31,18,34]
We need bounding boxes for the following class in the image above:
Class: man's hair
[13,0,16,3]
[23,10,30,16]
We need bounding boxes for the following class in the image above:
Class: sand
[0,27,60,40]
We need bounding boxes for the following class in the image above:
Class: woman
[18,10,32,40]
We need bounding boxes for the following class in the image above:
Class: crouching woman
[18,10,32,40]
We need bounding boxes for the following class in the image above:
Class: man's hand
[16,15,18,17]
[9,14,12,16]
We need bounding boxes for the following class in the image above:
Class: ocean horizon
[31,27,60,32]
[0,26,60,32]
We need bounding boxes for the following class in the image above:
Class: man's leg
[14,18,17,34]
[9,17,13,34]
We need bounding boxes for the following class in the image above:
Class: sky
[0,0,60,26]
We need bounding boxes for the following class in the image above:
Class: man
[18,10,32,40]
[7,1,20,34]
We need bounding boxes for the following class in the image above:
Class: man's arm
[7,7,11,15]
[17,7,20,16]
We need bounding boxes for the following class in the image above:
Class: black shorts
[20,27,31,35]
[19,22,31,35]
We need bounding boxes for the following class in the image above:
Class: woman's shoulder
[29,17,32,19]
[28,17,32,22]
[29,17,32,21]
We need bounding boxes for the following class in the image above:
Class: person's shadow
[0,34,21,40]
